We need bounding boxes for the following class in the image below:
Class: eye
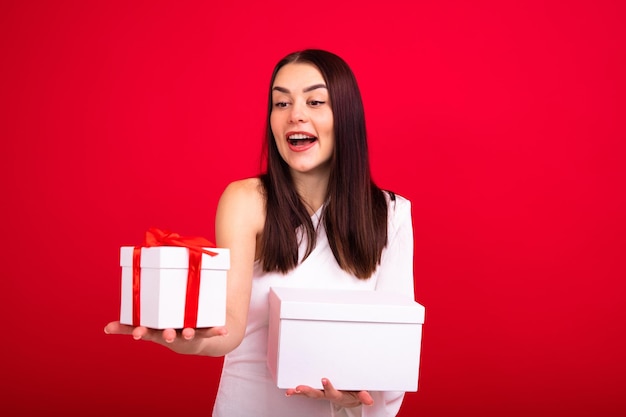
[274,101,289,108]
[308,100,325,107]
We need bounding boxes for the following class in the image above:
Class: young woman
[106,49,415,417]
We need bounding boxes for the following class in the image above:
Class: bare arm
[105,178,265,357]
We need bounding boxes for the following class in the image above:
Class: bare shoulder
[216,178,265,234]
[219,177,264,207]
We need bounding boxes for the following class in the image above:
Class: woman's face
[270,62,335,178]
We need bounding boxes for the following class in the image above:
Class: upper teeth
[288,133,314,140]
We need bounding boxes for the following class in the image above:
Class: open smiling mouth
[287,133,317,147]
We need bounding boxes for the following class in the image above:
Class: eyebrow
[272,83,327,94]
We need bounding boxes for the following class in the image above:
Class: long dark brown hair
[259,49,390,279]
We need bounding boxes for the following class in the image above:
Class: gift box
[267,287,425,392]
[119,245,230,329]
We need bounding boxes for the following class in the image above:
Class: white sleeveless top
[213,194,415,417]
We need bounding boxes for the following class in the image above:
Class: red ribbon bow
[132,227,218,328]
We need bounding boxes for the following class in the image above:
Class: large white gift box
[119,246,230,329]
[267,287,425,392]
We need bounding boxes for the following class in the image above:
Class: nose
[288,101,307,124]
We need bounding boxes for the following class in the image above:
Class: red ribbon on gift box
[132,227,218,328]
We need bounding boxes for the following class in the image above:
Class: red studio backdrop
[1,1,625,416]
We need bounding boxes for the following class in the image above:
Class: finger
[162,328,177,343]
[104,321,134,335]
[321,378,343,401]
[357,390,374,406]
[192,326,229,339]
[288,385,324,399]
[285,388,298,397]
[131,326,151,341]
[322,379,370,408]
[181,327,196,340]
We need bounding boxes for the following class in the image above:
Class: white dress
[213,194,415,417]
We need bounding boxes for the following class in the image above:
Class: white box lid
[120,246,230,269]
[270,287,425,324]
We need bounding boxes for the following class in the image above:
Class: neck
[291,170,330,215]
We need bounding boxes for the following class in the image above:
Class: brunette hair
[259,49,390,279]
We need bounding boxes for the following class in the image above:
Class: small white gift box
[119,246,230,329]
[267,287,425,392]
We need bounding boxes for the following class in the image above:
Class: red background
[2,1,625,416]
